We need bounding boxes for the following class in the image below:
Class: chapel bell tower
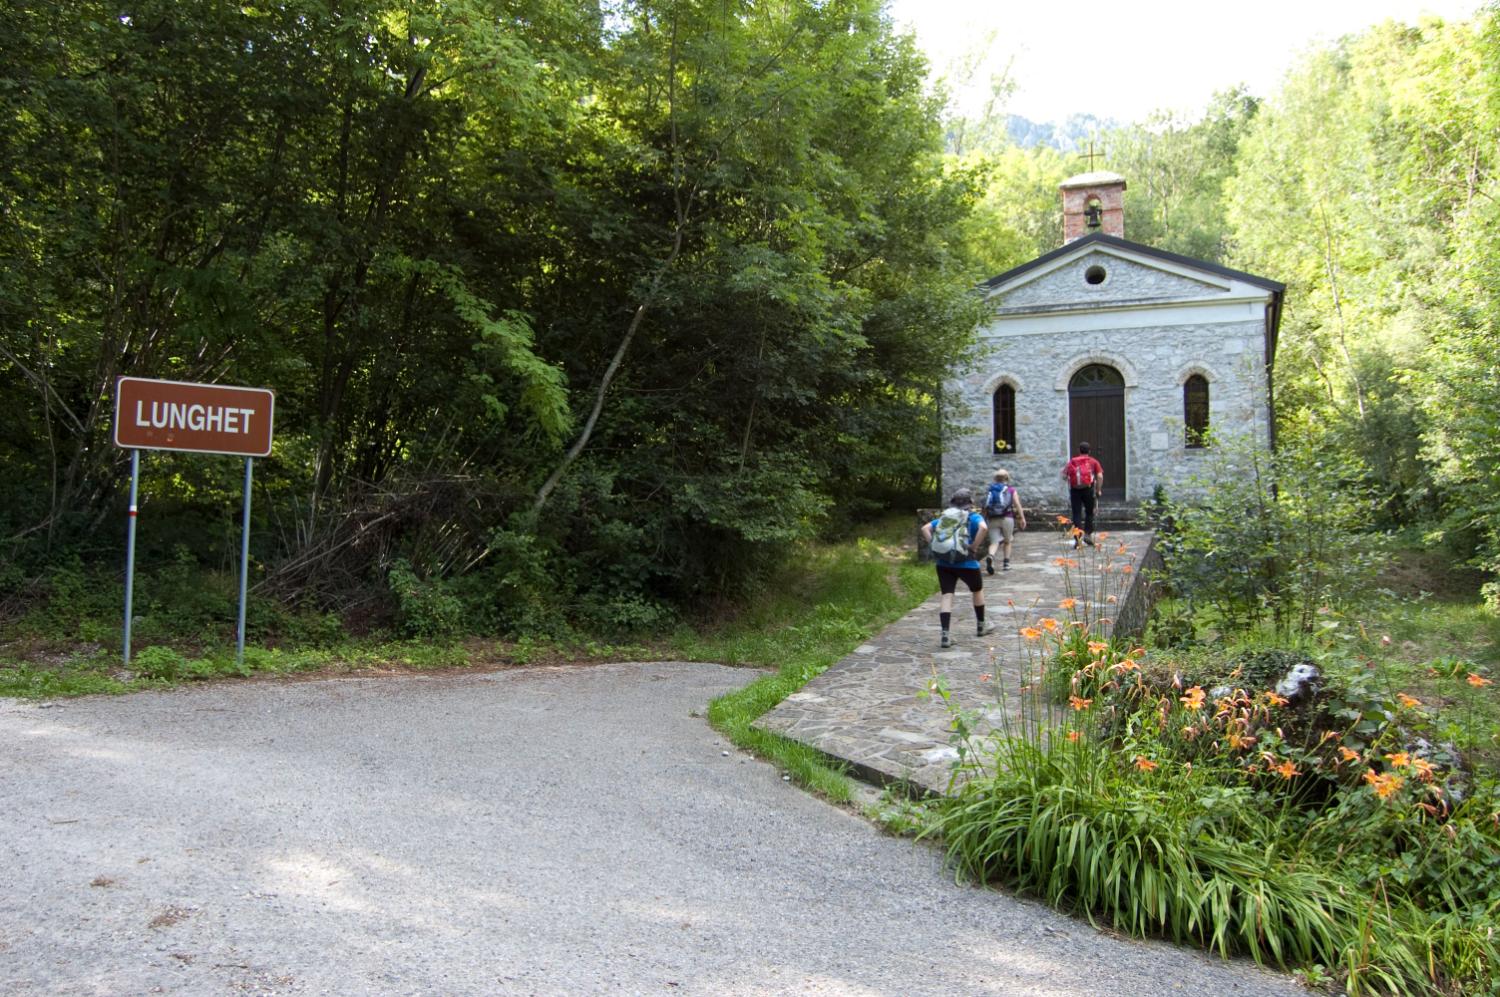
[1061,171,1127,243]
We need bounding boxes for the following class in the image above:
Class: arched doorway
[1068,364,1126,500]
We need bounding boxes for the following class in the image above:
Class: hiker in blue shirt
[921,488,998,648]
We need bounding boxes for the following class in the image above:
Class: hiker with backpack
[921,488,997,648]
[982,468,1027,574]
[1061,442,1105,547]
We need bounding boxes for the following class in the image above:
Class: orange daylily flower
[1096,532,1111,541]
[978,673,993,683]
[1134,756,1158,772]
[1105,594,1118,604]
[1071,527,1084,538]
[1411,758,1436,780]
[1396,693,1422,708]
[1272,758,1300,779]
[1019,627,1042,640]
[1130,647,1146,658]
[1385,751,1411,767]
[1058,597,1077,610]
[1066,730,1082,742]
[1039,617,1061,633]
[1363,770,1405,800]
[1087,640,1110,656]
[1120,564,1134,574]
[1055,515,1071,525]
[1069,695,1093,711]
[1338,746,1361,764]
[1264,691,1289,707]
[1467,673,1493,688]
[1180,686,1206,710]
[1115,543,1129,555]
[1226,730,1257,751]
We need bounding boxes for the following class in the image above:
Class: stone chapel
[942,171,1284,513]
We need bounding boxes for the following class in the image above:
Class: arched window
[993,384,1016,454]
[1070,364,1124,391]
[1184,374,1209,448]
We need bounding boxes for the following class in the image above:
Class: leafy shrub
[387,558,464,640]
[574,593,674,634]
[1159,431,1385,636]
[138,546,235,634]
[132,645,187,681]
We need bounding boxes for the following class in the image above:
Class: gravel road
[1,661,1304,996]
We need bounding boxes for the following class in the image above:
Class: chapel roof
[1058,170,1127,189]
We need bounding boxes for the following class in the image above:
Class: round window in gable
[1084,265,1107,285]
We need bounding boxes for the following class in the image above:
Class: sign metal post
[123,448,140,664]
[237,457,253,664]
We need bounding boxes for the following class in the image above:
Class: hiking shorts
[986,515,1015,545]
[936,566,983,594]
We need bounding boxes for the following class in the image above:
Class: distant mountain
[1005,113,1120,151]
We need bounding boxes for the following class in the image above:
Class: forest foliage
[3,1,1498,636]
[0,0,983,632]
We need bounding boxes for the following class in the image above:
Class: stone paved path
[755,528,1156,796]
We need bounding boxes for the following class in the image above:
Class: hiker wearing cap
[921,488,997,648]
[982,468,1027,574]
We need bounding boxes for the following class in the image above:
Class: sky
[885,0,1483,124]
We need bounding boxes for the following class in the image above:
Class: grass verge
[672,528,935,804]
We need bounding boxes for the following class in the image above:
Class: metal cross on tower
[1079,140,1104,170]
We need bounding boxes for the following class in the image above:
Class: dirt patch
[1377,548,1487,601]
[148,906,196,930]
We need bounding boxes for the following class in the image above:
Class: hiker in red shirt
[1061,442,1104,547]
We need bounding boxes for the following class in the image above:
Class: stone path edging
[754,528,1157,796]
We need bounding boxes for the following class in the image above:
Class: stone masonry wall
[944,318,1271,509]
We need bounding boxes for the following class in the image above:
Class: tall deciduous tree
[0,0,981,626]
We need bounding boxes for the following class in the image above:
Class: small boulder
[1275,662,1322,704]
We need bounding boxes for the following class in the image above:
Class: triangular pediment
[981,234,1282,315]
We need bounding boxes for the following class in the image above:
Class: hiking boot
[1002,558,1010,571]
[977,620,996,637]
[940,631,952,648]
[985,556,994,576]
[1084,535,1095,547]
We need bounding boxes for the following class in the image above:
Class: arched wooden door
[1068,364,1126,500]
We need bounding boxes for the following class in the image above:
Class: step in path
[755,528,1157,796]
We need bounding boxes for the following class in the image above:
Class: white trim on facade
[1174,361,1223,385]
[983,243,1238,299]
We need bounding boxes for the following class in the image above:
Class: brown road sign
[114,377,275,457]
